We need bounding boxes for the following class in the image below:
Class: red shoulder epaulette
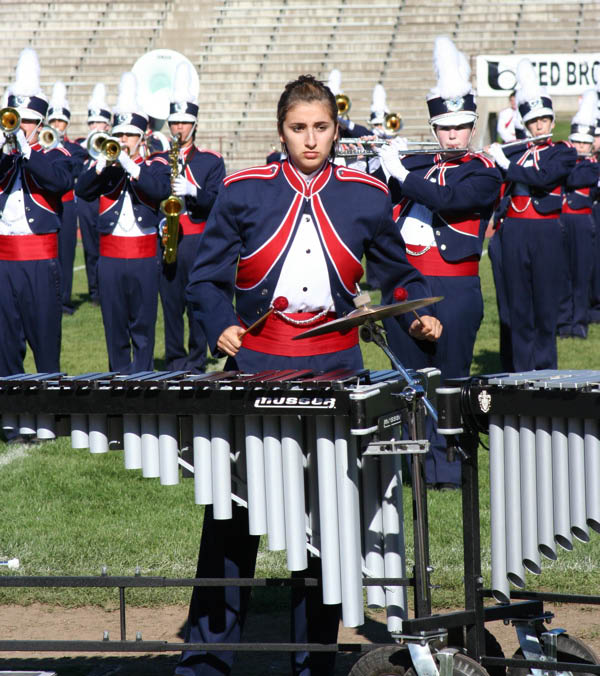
[334,165,389,194]
[223,162,280,187]
[145,153,169,165]
[468,151,495,169]
[46,145,71,157]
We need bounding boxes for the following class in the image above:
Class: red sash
[506,195,561,220]
[241,311,358,357]
[179,215,206,235]
[0,233,58,260]
[562,202,592,216]
[100,234,157,259]
[406,246,479,277]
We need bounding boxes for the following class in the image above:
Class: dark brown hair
[277,75,338,157]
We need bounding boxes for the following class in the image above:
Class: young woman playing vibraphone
[176,74,442,676]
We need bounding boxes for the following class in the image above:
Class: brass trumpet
[384,112,403,134]
[39,125,60,151]
[0,107,20,135]
[336,94,351,117]
[101,136,122,163]
[86,130,108,159]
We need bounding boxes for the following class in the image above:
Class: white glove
[173,175,198,199]
[487,143,510,170]
[118,150,140,180]
[390,136,409,152]
[0,130,6,150]
[16,129,31,160]
[378,142,409,182]
[95,154,107,175]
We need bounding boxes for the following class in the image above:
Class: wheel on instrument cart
[348,645,411,676]
[483,628,507,676]
[507,634,600,676]
[349,647,491,676]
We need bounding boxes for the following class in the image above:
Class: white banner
[476,54,600,97]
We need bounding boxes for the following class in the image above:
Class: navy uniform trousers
[500,214,563,371]
[58,198,77,312]
[158,233,207,371]
[97,253,158,374]
[77,196,100,302]
[384,274,482,486]
[487,229,514,371]
[176,346,362,676]
[0,257,62,375]
[591,201,600,323]
[557,211,595,338]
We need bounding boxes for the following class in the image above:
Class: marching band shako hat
[112,72,147,136]
[87,83,112,124]
[369,84,389,125]
[167,61,198,124]
[168,61,199,124]
[515,58,554,124]
[426,36,477,127]
[47,81,70,123]
[7,48,48,121]
[569,89,597,144]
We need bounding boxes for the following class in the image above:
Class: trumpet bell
[39,125,60,151]
[0,107,20,134]
[86,131,108,159]
[336,94,351,117]
[384,112,403,134]
[101,137,122,162]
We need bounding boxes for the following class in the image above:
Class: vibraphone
[438,370,600,604]
[0,368,433,631]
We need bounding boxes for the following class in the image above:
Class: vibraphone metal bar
[0,369,433,639]
[438,369,600,604]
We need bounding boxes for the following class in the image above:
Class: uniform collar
[282,159,332,197]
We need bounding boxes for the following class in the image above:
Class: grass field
[2,158,600,614]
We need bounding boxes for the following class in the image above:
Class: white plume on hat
[327,69,342,96]
[10,48,44,97]
[572,89,597,127]
[49,81,69,111]
[88,82,108,109]
[515,58,547,106]
[172,61,198,104]
[428,36,473,101]
[114,71,142,116]
[371,83,389,115]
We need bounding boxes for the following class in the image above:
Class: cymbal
[292,296,443,340]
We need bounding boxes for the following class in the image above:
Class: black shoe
[436,482,460,491]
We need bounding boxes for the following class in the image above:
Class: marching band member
[144,118,170,156]
[486,58,577,371]
[556,90,599,339]
[77,83,113,306]
[327,68,371,139]
[0,49,73,381]
[496,91,518,143]
[75,72,170,373]
[377,36,502,489]
[158,62,226,372]
[177,74,441,676]
[47,81,86,314]
[589,82,600,324]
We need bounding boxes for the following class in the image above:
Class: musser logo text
[253,396,336,409]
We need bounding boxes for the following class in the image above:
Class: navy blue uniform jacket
[186,159,432,354]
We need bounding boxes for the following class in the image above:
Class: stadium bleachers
[1,0,598,170]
